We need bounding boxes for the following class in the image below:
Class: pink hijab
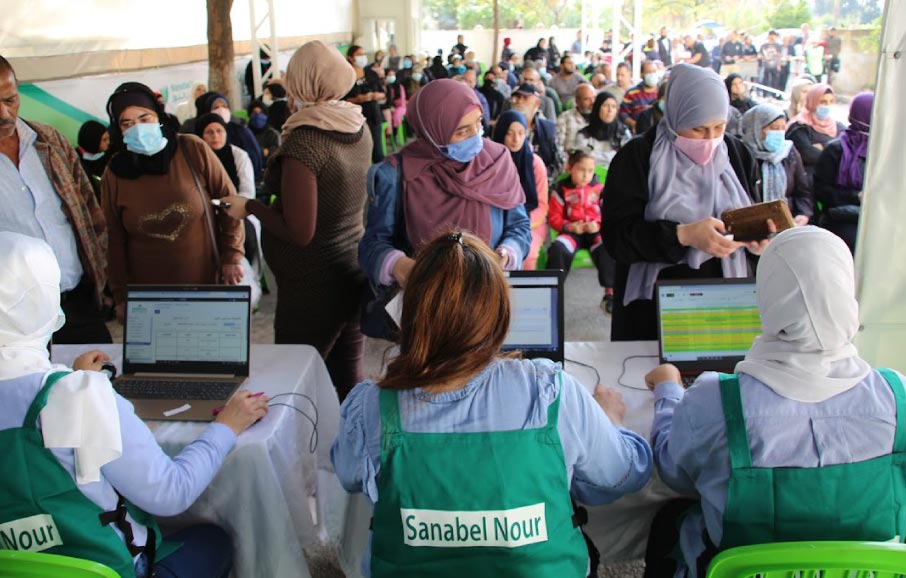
[792,83,838,138]
[401,79,524,251]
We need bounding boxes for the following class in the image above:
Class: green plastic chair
[232,109,249,122]
[0,550,119,577]
[706,541,906,578]
[380,121,390,157]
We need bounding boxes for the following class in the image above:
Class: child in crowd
[547,150,616,313]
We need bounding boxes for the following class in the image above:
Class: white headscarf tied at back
[623,63,752,305]
[736,227,871,402]
[0,232,121,483]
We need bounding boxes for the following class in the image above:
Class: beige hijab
[280,40,365,137]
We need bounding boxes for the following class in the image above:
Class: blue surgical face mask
[508,63,515,72]
[763,129,785,152]
[454,65,466,75]
[412,72,424,82]
[122,123,168,156]
[443,133,483,163]
[403,60,413,69]
[386,75,397,84]
[643,73,658,87]
[815,105,831,120]
[249,112,268,130]
[82,150,105,161]
[657,100,666,113]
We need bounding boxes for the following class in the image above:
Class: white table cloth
[334,341,681,577]
[52,344,340,578]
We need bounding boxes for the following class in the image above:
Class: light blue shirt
[0,118,83,291]
[331,357,653,576]
[651,369,902,577]
[1,371,236,555]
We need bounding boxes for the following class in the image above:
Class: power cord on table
[267,393,318,453]
[565,355,660,391]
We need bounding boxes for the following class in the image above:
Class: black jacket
[814,139,861,253]
[602,127,759,340]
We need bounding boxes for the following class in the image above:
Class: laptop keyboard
[682,375,699,388]
[115,379,236,400]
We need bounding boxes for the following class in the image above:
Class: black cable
[617,355,660,391]
[266,392,319,453]
[564,357,600,386]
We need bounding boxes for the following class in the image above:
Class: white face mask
[262,94,274,106]
[215,108,232,123]
[354,55,368,68]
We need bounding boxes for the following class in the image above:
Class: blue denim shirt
[358,158,532,285]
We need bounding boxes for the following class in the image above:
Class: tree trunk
[492,0,500,67]
[207,0,236,105]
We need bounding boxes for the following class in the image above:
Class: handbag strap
[185,152,222,270]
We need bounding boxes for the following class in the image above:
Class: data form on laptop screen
[657,282,761,363]
[125,289,249,368]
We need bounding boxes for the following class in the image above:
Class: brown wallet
[721,200,795,242]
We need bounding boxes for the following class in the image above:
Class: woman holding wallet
[602,64,770,342]
[101,82,244,321]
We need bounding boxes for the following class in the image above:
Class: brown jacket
[25,120,108,303]
[101,134,244,304]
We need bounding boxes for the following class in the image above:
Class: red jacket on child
[549,175,603,234]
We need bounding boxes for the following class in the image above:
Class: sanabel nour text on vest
[642,226,906,578]
[0,232,268,578]
[331,230,653,578]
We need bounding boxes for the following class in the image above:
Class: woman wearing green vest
[642,226,906,578]
[0,231,269,577]
[331,231,653,578]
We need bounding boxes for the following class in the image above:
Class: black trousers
[52,279,112,345]
[546,232,615,288]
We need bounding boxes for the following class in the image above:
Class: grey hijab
[740,103,793,203]
[624,63,751,305]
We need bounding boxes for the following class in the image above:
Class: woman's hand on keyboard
[644,365,682,391]
[215,390,270,435]
[73,350,111,372]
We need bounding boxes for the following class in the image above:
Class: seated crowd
[0,24,891,578]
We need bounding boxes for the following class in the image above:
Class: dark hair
[346,44,362,58]
[616,61,630,71]
[247,98,267,115]
[567,149,594,167]
[379,231,512,391]
[0,55,15,82]
[265,83,286,98]
[560,55,572,65]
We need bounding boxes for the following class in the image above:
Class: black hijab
[105,82,179,180]
[428,56,449,80]
[77,120,109,177]
[492,110,538,213]
[194,113,239,189]
[725,73,756,114]
[579,91,626,148]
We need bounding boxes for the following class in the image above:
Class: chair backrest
[0,550,119,578]
[706,541,906,578]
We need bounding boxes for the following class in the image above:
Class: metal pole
[611,0,620,82]
[632,0,641,81]
[268,0,279,83]
[248,0,262,99]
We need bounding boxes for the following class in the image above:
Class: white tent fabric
[854,0,906,372]
[2,0,354,81]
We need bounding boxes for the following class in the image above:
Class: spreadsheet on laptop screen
[657,282,761,363]
[125,289,249,366]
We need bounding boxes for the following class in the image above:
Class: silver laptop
[655,278,761,385]
[501,270,565,363]
[115,285,251,421]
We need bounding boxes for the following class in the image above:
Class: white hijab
[0,232,121,483]
[735,227,871,402]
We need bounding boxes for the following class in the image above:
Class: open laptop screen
[123,285,251,375]
[656,279,760,369]
[502,270,565,363]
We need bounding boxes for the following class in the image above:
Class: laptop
[655,278,761,386]
[501,270,565,363]
[116,285,251,421]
